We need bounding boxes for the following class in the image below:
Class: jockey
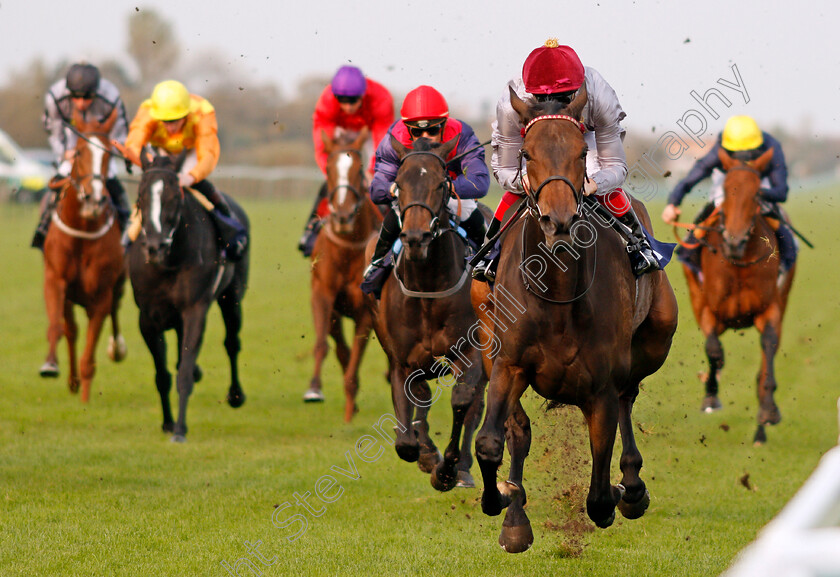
[298,65,395,256]
[362,85,489,283]
[32,62,131,249]
[662,115,795,281]
[472,39,660,282]
[124,80,247,259]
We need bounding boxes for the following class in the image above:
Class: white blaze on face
[336,152,353,205]
[150,180,164,232]
[88,141,106,202]
[420,167,428,177]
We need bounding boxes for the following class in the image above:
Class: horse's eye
[580,147,589,160]
[521,150,531,161]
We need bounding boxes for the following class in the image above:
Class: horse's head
[137,150,188,266]
[69,107,118,220]
[391,135,458,261]
[718,147,774,259]
[510,85,588,248]
[322,128,368,234]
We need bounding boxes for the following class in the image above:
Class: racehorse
[39,107,127,402]
[366,136,488,490]
[682,147,795,444]
[129,151,249,442]
[471,87,678,552]
[304,129,383,421]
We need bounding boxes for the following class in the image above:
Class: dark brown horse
[128,152,249,442]
[304,129,382,421]
[683,148,795,444]
[472,87,678,552]
[39,107,127,402]
[366,136,488,490]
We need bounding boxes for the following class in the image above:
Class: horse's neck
[399,228,464,291]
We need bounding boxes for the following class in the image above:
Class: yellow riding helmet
[721,115,764,151]
[150,80,190,121]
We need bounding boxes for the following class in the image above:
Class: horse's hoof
[395,442,419,463]
[39,362,59,378]
[107,335,127,362]
[499,523,534,554]
[227,390,246,408]
[303,389,325,403]
[193,365,203,383]
[170,434,187,443]
[496,480,521,509]
[759,406,782,426]
[594,510,616,529]
[430,463,457,492]
[162,422,175,433]
[618,489,650,520]
[753,425,767,445]
[68,378,80,394]
[455,470,475,488]
[417,448,442,473]
[701,396,722,413]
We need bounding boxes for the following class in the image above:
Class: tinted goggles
[407,122,444,138]
[335,95,361,105]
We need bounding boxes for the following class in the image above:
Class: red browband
[521,114,586,138]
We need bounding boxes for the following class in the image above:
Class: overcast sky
[1,0,838,139]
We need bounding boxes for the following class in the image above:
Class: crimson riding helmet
[400,85,449,128]
[331,66,367,98]
[66,63,101,97]
[522,39,584,95]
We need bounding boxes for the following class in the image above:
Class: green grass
[1,188,838,576]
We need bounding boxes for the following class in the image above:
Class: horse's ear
[352,126,370,149]
[173,149,189,172]
[718,147,736,171]
[509,85,531,124]
[752,147,774,173]
[391,134,409,160]
[565,84,588,121]
[321,129,333,155]
[436,134,459,161]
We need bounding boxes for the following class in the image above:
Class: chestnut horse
[128,152,249,442]
[366,136,488,490]
[683,148,795,444]
[304,129,382,421]
[39,107,127,402]
[472,88,678,552]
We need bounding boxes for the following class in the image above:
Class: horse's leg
[306,287,337,401]
[413,382,442,474]
[107,273,127,363]
[476,361,527,517]
[329,311,351,373]
[616,388,650,519]
[455,375,487,488]
[391,363,420,463]
[497,401,533,553]
[218,284,246,409]
[139,314,174,432]
[753,306,783,444]
[581,392,624,528]
[431,361,483,492]
[78,297,112,403]
[701,308,724,412]
[64,300,80,395]
[41,272,65,378]
[172,310,209,441]
[339,313,373,423]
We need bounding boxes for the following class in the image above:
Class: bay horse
[683,147,795,444]
[40,107,127,402]
[304,129,382,422]
[366,136,488,490]
[472,87,679,552]
[128,152,249,442]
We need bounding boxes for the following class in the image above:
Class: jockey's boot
[362,209,400,281]
[31,190,58,250]
[106,178,132,231]
[298,182,328,255]
[459,209,487,251]
[616,207,661,277]
[472,218,501,283]
[775,224,797,288]
[195,180,248,261]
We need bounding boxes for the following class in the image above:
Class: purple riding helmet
[331,66,367,98]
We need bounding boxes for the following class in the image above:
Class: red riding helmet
[522,39,584,95]
[400,85,449,127]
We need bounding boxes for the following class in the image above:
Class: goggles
[335,95,362,105]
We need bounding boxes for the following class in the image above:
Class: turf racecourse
[1,188,838,576]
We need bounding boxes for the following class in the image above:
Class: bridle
[396,150,452,239]
[713,163,772,267]
[518,115,587,217]
[137,165,184,255]
[326,148,366,225]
